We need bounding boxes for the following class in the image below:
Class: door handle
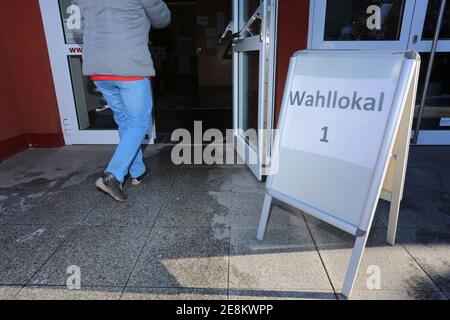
[412,35,419,44]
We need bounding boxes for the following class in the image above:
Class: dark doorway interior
[150,0,233,143]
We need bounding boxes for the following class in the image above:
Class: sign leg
[386,192,401,246]
[341,233,370,299]
[385,145,408,246]
[386,74,417,245]
[257,194,273,241]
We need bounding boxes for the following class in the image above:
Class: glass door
[232,0,278,180]
[408,0,450,144]
[39,0,155,145]
[310,0,416,50]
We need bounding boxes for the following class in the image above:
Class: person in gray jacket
[72,0,171,201]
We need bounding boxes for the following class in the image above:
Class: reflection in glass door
[233,0,278,180]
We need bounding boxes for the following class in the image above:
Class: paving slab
[155,191,231,228]
[397,226,450,293]
[15,286,122,300]
[307,223,441,292]
[0,225,74,285]
[229,227,333,291]
[215,192,260,228]
[440,168,450,195]
[172,166,265,194]
[228,194,306,229]
[342,290,447,300]
[404,166,442,193]
[0,286,22,300]
[320,246,441,292]
[0,148,108,189]
[376,172,450,230]
[371,199,411,229]
[143,145,180,170]
[304,200,389,232]
[0,149,60,185]
[0,187,49,224]
[30,226,150,287]
[124,163,180,195]
[155,191,307,229]
[82,187,167,227]
[128,227,229,289]
[377,195,450,231]
[404,178,448,206]
[167,144,238,168]
[406,146,450,169]
[121,287,227,300]
[2,175,104,226]
[305,215,388,248]
[228,289,336,300]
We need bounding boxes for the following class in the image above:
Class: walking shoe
[131,170,150,186]
[95,173,128,202]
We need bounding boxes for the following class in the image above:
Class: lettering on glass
[66,5,81,30]
[367,5,382,31]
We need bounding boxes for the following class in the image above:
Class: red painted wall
[275,0,310,125]
[0,0,63,159]
[0,30,23,142]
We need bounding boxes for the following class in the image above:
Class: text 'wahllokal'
[289,90,386,112]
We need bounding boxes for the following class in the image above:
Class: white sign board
[258,50,421,298]
[282,77,396,169]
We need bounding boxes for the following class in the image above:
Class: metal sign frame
[257,50,421,298]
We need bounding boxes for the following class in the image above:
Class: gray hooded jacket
[72,0,171,77]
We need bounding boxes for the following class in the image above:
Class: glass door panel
[238,51,260,150]
[58,0,84,44]
[239,0,263,35]
[68,56,117,131]
[414,53,450,131]
[409,0,450,144]
[310,0,416,50]
[40,0,155,145]
[422,0,450,39]
[410,0,450,51]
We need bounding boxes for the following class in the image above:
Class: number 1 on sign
[321,127,329,143]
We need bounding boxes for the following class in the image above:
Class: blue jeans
[94,79,152,182]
